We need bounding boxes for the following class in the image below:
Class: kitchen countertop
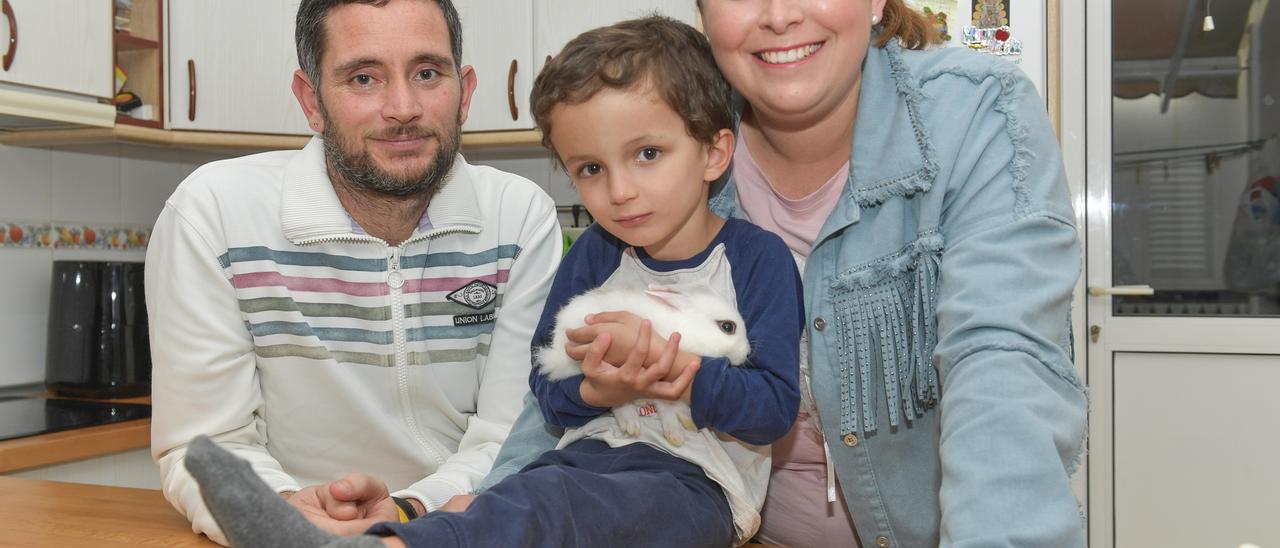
[0,476,216,547]
[0,394,151,474]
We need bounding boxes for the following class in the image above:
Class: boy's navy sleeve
[688,228,803,445]
[528,227,618,428]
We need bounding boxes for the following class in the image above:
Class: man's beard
[319,102,462,198]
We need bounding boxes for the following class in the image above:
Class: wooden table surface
[0,476,216,547]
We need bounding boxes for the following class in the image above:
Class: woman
[486,1,1086,546]
[696,0,1086,546]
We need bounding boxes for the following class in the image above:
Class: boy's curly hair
[531,15,733,156]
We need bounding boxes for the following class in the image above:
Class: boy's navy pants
[368,439,734,548]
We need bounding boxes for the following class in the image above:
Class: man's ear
[456,64,478,127]
[702,128,735,183]
[292,70,324,134]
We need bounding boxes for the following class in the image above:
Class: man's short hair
[531,15,733,154]
[295,0,463,84]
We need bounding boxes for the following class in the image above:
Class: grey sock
[184,435,387,548]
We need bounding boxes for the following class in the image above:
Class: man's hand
[577,322,700,408]
[283,473,398,535]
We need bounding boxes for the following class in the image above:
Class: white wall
[0,144,229,388]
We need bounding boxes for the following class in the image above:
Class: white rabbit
[537,283,751,446]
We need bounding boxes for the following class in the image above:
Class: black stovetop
[0,396,151,442]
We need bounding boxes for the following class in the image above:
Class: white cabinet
[8,448,160,489]
[0,0,112,98]
[531,0,698,77]
[166,0,310,135]
[457,1,534,132]
[1112,353,1280,548]
[458,0,698,132]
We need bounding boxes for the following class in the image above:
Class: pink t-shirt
[734,136,860,547]
[733,135,848,258]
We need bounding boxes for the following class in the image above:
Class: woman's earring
[871,15,880,25]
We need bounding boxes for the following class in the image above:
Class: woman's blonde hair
[877,0,943,50]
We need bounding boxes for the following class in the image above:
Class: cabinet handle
[507,59,518,121]
[2,0,16,72]
[187,59,197,122]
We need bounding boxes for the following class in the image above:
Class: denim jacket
[484,41,1087,548]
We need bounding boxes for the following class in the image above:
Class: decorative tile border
[0,221,151,250]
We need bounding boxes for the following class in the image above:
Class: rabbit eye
[718,321,737,335]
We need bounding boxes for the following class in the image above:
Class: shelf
[114,32,160,52]
[0,125,545,153]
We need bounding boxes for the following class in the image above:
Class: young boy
[183,16,803,548]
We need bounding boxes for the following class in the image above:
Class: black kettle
[45,261,151,398]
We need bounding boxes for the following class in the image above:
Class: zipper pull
[387,247,404,289]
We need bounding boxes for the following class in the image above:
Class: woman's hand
[577,321,700,408]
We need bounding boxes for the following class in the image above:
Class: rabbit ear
[644,284,691,311]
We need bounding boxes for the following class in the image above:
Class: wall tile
[51,145,123,224]
[119,147,185,227]
[0,145,52,220]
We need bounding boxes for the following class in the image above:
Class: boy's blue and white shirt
[531,219,803,543]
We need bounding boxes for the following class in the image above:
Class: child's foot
[184,435,385,548]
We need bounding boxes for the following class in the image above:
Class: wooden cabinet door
[0,0,111,98]
[167,0,309,135]
[456,0,534,132]
[531,0,698,77]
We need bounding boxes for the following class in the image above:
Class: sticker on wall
[971,0,1009,27]
[1,221,151,250]
[905,0,960,42]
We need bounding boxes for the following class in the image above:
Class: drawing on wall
[971,0,1009,27]
[905,0,959,42]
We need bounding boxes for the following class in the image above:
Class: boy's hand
[565,311,662,366]
[566,312,699,381]
[578,321,700,408]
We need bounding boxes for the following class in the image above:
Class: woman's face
[700,0,885,123]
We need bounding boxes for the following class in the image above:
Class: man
[145,0,560,543]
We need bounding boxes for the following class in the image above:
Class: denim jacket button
[875,536,890,547]
[842,433,858,447]
[813,317,827,331]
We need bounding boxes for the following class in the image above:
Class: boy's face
[548,87,733,261]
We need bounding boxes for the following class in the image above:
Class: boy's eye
[637,147,662,161]
[576,163,602,178]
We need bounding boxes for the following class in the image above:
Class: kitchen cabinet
[166,0,310,135]
[460,0,698,132]
[0,0,112,99]
[532,0,698,78]
[457,1,534,132]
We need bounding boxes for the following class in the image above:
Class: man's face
[299,0,476,197]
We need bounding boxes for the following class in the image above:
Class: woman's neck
[740,80,861,200]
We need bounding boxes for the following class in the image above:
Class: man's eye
[638,147,661,161]
[417,69,439,80]
[352,74,373,85]
[576,163,602,178]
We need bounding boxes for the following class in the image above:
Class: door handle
[2,0,16,71]
[507,59,518,121]
[187,59,197,122]
[1087,285,1155,297]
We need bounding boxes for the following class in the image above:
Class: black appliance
[45,261,151,399]
[0,396,151,442]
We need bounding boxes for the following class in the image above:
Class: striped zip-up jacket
[146,138,561,543]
